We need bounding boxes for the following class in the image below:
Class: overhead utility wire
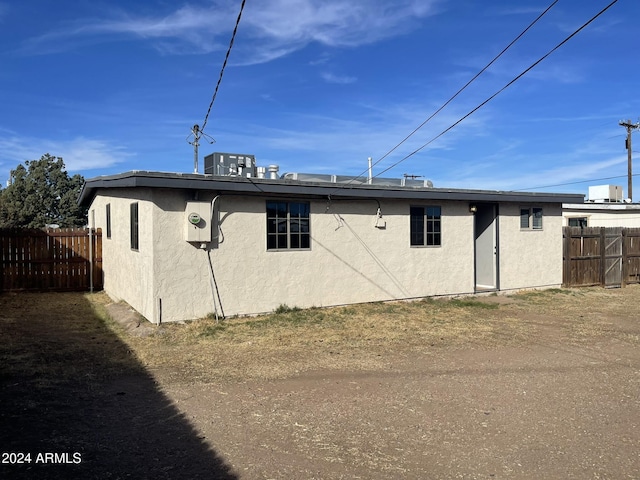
[514,172,640,192]
[372,0,558,171]
[369,0,619,183]
[324,0,558,195]
[200,0,247,134]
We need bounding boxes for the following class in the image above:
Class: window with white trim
[520,206,543,230]
[410,205,441,246]
[266,201,310,250]
[567,217,588,228]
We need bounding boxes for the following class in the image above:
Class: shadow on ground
[0,292,237,480]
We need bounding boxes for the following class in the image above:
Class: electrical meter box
[185,202,212,242]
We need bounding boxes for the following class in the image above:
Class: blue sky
[1,0,638,196]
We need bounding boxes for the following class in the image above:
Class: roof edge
[79,170,585,206]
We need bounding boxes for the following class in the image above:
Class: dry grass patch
[3,286,639,385]
[121,296,538,382]
[85,285,640,383]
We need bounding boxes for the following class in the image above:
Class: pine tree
[0,154,87,228]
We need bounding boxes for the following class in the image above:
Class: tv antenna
[403,174,423,180]
[187,124,216,174]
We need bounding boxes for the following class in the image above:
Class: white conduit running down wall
[207,195,225,321]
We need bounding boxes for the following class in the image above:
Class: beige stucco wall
[151,190,224,323]
[498,203,563,291]
[146,192,475,320]
[563,207,640,228]
[89,189,157,322]
[206,196,475,318]
[89,188,566,322]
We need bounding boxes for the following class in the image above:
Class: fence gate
[563,226,640,288]
[0,228,102,292]
[604,227,623,287]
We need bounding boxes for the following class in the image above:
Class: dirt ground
[1,288,639,479]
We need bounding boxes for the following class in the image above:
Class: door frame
[473,203,500,292]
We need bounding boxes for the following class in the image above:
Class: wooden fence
[0,228,102,292]
[563,226,640,288]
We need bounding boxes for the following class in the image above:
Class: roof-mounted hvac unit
[588,185,623,203]
[204,152,257,177]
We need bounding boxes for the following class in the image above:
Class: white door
[474,204,497,290]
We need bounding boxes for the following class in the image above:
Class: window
[568,217,588,228]
[130,202,139,250]
[106,203,111,239]
[266,201,310,250]
[410,205,441,246]
[520,207,543,230]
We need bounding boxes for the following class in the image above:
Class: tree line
[0,154,88,228]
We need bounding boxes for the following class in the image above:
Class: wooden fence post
[622,228,627,288]
[562,227,569,288]
[599,227,606,287]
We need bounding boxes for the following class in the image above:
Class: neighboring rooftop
[563,202,640,210]
[587,185,627,203]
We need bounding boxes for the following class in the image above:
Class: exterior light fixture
[469,205,477,213]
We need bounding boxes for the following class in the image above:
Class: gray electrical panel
[185,201,212,243]
[204,152,256,177]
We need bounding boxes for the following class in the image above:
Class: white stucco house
[79,167,583,323]
[562,185,640,228]
[562,203,640,228]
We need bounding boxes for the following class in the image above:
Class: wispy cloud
[555,15,622,36]
[0,135,129,173]
[20,3,234,55]
[512,156,626,192]
[321,72,357,84]
[452,50,586,87]
[439,150,627,192]
[525,62,585,84]
[308,52,332,66]
[21,0,442,63]
[212,99,489,178]
[492,6,551,16]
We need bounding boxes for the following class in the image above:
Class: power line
[200,0,247,134]
[371,0,558,172]
[371,0,619,182]
[323,0,559,194]
[513,173,640,192]
[188,0,247,173]
[324,0,618,198]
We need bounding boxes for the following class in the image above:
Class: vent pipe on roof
[268,165,279,179]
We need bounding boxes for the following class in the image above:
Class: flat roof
[563,203,640,211]
[79,170,585,206]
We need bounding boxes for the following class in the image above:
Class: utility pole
[187,124,215,174]
[619,119,639,202]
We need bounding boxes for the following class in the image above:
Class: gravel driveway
[1,289,639,479]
